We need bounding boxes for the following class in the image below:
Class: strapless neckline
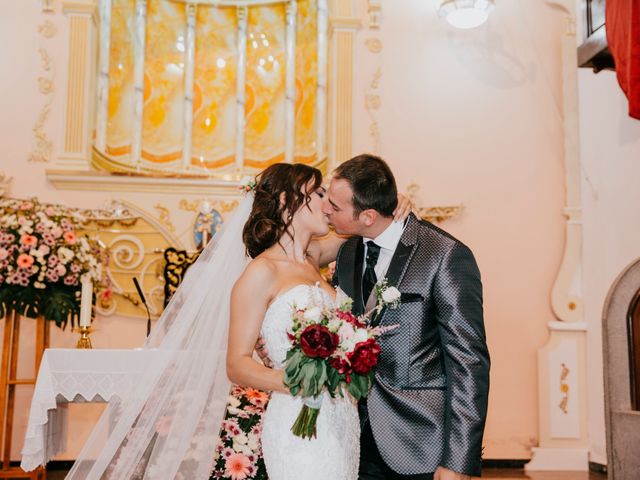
[267,283,335,311]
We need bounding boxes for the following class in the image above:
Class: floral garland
[0,198,103,328]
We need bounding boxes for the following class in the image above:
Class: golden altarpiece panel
[42,0,363,324]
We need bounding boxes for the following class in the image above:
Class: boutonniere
[373,278,401,313]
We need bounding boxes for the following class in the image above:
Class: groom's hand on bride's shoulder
[434,466,472,480]
[255,337,273,368]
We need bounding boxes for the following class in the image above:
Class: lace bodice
[260,284,335,369]
[258,283,359,480]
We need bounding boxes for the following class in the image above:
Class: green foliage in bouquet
[0,198,102,329]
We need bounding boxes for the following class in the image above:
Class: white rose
[353,328,369,345]
[382,286,401,304]
[303,306,322,323]
[228,395,241,408]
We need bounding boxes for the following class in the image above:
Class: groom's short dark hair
[333,154,398,218]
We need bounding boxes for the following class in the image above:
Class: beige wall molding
[46,169,248,197]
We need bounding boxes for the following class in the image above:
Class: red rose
[300,324,339,358]
[336,310,365,328]
[347,338,381,375]
[329,357,353,383]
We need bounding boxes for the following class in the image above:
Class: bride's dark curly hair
[243,163,323,259]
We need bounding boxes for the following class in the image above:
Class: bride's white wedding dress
[259,284,360,480]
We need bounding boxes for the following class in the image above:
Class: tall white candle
[79,277,93,327]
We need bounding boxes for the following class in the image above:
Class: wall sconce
[439,0,495,29]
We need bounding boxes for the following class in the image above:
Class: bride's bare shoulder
[233,256,278,294]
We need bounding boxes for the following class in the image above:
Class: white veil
[66,195,254,479]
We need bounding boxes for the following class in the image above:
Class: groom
[323,154,490,480]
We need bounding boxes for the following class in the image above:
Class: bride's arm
[227,259,288,393]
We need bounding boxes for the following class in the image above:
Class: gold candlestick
[76,326,93,349]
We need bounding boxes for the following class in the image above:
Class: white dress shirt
[362,219,406,282]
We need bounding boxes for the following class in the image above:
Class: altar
[20,348,165,472]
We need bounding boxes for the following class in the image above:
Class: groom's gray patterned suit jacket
[334,214,490,477]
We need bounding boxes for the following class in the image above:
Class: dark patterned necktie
[362,241,381,303]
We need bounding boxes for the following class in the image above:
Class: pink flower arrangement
[0,198,102,291]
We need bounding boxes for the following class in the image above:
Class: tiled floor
[44,469,607,480]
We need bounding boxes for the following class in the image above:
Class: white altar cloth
[20,348,163,472]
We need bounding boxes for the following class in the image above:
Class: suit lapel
[371,215,420,326]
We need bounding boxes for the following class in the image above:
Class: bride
[66,163,410,480]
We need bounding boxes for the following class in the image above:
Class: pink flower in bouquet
[55,264,66,276]
[224,453,252,480]
[17,254,35,269]
[63,231,77,244]
[337,309,365,328]
[64,274,79,286]
[300,324,339,359]
[51,226,63,239]
[70,263,81,273]
[0,248,8,261]
[35,223,46,234]
[20,235,37,247]
[347,338,382,375]
[45,207,55,216]
[19,201,33,211]
[47,255,59,267]
[38,244,50,256]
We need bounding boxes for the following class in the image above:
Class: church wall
[577,68,640,466]
[0,0,598,464]
[350,0,567,459]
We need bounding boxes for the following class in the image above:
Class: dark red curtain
[606,0,640,119]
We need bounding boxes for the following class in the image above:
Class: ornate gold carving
[38,20,58,38]
[179,199,239,214]
[38,77,54,94]
[364,8,382,154]
[0,172,13,197]
[29,104,53,163]
[406,183,464,223]
[365,38,382,54]
[42,0,55,13]
[30,20,56,163]
[154,204,176,232]
[559,363,570,413]
[367,0,382,29]
[38,49,52,70]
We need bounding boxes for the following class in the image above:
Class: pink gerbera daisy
[17,254,34,269]
[63,231,77,244]
[224,453,251,480]
[20,235,37,247]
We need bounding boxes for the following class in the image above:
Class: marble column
[284,0,297,164]
[132,0,148,171]
[182,3,198,171]
[95,0,112,153]
[316,0,328,165]
[526,1,588,471]
[235,6,248,170]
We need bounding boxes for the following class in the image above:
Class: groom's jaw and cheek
[322,178,396,238]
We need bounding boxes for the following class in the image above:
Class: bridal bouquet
[283,283,399,439]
